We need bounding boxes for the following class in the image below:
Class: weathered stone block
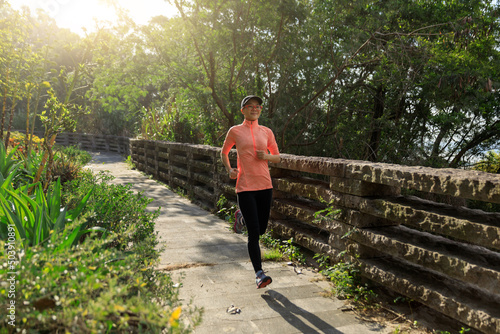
[367,196,500,251]
[273,177,334,202]
[345,162,500,204]
[339,209,399,228]
[360,257,500,334]
[352,225,500,295]
[192,185,214,203]
[191,171,215,188]
[269,220,331,255]
[272,198,326,229]
[158,151,169,159]
[171,165,188,178]
[330,176,401,196]
[273,154,348,176]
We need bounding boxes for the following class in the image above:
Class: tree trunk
[208,51,234,127]
[365,85,385,161]
[4,80,19,148]
[0,70,9,142]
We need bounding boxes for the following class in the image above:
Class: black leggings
[237,189,273,273]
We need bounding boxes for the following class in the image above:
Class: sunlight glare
[10,0,179,35]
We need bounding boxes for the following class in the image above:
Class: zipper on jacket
[249,121,257,153]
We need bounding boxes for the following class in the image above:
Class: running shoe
[233,209,246,234]
[256,270,272,289]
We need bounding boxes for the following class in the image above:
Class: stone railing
[17,131,130,156]
[130,138,500,334]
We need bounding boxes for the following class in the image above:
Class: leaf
[0,197,26,242]
[56,224,82,250]
[113,304,126,312]
[53,207,67,234]
[67,187,93,220]
[47,178,62,221]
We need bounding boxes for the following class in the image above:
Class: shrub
[216,195,237,224]
[0,144,203,333]
[50,154,83,184]
[319,259,377,304]
[58,145,93,166]
[0,178,94,249]
[0,233,201,333]
[259,231,306,264]
[62,170,160,255]
[0,141,21,183]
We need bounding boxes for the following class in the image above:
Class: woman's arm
[256,150,281,163]
[221,152,239,179]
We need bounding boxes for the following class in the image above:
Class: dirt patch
[157,263,215,271]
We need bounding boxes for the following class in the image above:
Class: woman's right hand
[228,168,239,179]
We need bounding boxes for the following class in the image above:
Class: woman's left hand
[256,150,267,160]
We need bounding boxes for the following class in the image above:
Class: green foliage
[467,151,500,212]
[62,170,160,254]
[259,231,306,264]
[16,143,45,186]
[313,253,331,270]
[126,155,136,169]
[280,238,307,264]
[0,178,94,249]
[473,151,500,174]
[216,195,237,224]
[313,199,342,225]
[319,259,378,304]
[0,139,201,332]
[262,248,284,262]
[0,233,200,333]
[314,253,377,304]
[50,143,95,185]
[49,154,83,184]
[39,89,78,135]
[3,0,499,165]
[259,230,282,250]
[58,145,93,166]
[0,141,21,182]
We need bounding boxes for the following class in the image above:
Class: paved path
[87,152,392,334]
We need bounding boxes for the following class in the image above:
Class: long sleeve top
[221,119,280,193]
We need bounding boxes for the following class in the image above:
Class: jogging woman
[221,95,281,289]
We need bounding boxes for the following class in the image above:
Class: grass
[262,248,285,262]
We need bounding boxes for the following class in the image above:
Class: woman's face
[241,99,262,121]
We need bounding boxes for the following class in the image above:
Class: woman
[221,95,281,289]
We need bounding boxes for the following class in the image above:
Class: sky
[9,0,179,35]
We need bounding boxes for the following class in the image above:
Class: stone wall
[129,139,500,334]
[19,131,131,156]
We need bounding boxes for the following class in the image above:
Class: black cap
[241,95,263,109]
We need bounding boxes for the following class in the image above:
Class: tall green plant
[0,141,21,180]
[0,178,99,249]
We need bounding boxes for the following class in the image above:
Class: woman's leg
[237,189,273,273]
[238,191,262,273]
[255,189,273,236]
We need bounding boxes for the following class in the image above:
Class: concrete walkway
[87,152,392,334]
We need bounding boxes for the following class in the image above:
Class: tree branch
[280,35,374,148]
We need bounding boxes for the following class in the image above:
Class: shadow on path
[262,290,343,334]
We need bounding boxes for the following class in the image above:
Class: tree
[290,0,500,166]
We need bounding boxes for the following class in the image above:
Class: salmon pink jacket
[222,119,280,193]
